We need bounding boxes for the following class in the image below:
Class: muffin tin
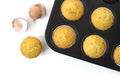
[45,0,120,71]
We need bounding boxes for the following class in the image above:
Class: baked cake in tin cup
[83,35,107,59]
[52,25,76,49]
[113,45,120,67]
[61,0,84,21]
[91,7,114,31]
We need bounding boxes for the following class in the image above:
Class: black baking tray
[45,0,120,71]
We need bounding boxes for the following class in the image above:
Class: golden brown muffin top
[113,46,120,66]
[83,35,106,58]
[52,25,76,48]
[61,0,84,21]
[91,7,114,31]
[20,36,42,58]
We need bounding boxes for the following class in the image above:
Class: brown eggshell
[29,3,46,20]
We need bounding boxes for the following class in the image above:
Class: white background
[0,0,119,80]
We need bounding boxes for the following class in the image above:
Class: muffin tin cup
[89,6,117,32]
[59,0,87,22]
[51,25,78,50]
[81,34,108,60]
[45,0,120,71]
[111,44,120,67]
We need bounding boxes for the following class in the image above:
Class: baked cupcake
[113,45,120,66]
[83,35,106,58]
[61,0,84,21]
[52,25,76,49]
[91,7,114,31]
[20,36,42,58]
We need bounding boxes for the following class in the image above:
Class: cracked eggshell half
[29,3,46,20]
[12,17,28,32]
